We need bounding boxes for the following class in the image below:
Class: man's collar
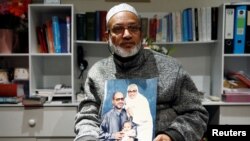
[113,47,145,71]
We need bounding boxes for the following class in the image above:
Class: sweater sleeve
[164,66,209,141]
[74,58,113,141]
[74,74,102,141]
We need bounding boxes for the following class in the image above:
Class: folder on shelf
[224,6,235,54]
[233,5,247,54]
[245,6,250,53]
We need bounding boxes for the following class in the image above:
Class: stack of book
[0,84,22,104]
[76,11,107,41]
[223,88,250,102]
[36,15,71,53]
[139,6,218,42]
[76,7,218,43]
[223,71,250,102]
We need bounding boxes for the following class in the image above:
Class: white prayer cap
[106,3,138,24]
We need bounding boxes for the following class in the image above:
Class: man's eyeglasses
[110,24,141,35]
[128,90,137,93]
[115,98,124,101]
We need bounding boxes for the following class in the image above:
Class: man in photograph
[99,91,129,140]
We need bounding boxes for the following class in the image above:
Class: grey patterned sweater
[74,48,209,141]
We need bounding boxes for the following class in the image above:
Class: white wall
[62,0,243,12]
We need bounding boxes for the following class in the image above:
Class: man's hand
[113,131,124,140]
[153,134,172,141]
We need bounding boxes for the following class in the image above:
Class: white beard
[109,38,141,58]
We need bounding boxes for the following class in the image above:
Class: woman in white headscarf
[125,84,153,141]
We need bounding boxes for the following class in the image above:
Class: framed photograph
[100,78,157,140]
[106,0,150,2]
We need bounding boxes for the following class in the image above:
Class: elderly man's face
[107,11,142,57]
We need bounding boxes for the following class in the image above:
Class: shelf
[29,4,73,54]
[202,98,250,106]
[224,54,250,57]
[154,40,217,45]
[0,102,79,107]
[0,53,29,56]
[75,40,107,44]
[30,53,72,56]
[212,3,250,99]
[28,4,74,101]
[75,40,216,45]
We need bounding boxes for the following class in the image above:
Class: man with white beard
[74,3,209,141]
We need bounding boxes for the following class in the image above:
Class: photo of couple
[99,78,157,141]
